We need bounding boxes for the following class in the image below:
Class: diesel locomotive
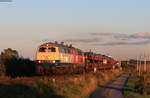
[35,41,117,75]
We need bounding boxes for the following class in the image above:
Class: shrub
[5,57,36,77]
[0,48,36,77]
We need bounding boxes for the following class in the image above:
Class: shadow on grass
[100,85,123,91]
[0,83,64,98]
[123,87,134,92]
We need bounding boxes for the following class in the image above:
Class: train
[35,41,118,75]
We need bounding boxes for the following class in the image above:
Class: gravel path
[91,74,129,98]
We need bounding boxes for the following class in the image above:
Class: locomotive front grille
[37,60,60,63]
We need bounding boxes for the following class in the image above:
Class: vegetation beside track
[0,48,36,77]
[0,69,121,98]
[123,73,150,98]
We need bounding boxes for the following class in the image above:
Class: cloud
[97,40,150,46]
[90,32,117,36]
[39,32,150,46]
[89,32,150,46]
[90,32,150,40]
[90,32,133,40]
[133,32,150,39]
[0,0,12,2]
[64,38,101,43]
[116,32,150,40]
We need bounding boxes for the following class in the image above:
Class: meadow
[0,69,121,98]
[123,72,150,98]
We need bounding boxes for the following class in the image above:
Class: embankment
[0,69,122,98]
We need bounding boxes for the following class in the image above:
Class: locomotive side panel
[59,46,73,63]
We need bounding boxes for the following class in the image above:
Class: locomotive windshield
[39,47,46,52]
[48,47,56,52]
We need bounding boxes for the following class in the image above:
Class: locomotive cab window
[48,47,56,52]
[39,47,46,52]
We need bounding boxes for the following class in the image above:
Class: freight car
[84,52,117,72]
[35,41,117,75]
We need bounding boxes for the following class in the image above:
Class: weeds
[123,74,150,98]
[0,69,121,98]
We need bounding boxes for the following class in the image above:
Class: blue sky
[0,0,150,60]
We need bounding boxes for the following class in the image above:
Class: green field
[123,73,150,98]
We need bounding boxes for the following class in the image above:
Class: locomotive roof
[38,42,115,60]
[39,42,83,51]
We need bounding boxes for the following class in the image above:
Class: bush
[0,48,18,76]
[5,57,36,77]
[0,48,36,77]
[0,60,5,76]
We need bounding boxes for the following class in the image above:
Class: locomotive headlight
[38,60,41,63]
[52,60,56,63]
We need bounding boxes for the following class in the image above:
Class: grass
[0,69,121,98]
[36,69,122,98]
[0,83,37,98]
[0,83,64,98]
[123,73,150,98]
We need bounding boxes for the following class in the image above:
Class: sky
[0,0,150,60]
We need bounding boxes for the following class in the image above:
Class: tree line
[0,48,36,77]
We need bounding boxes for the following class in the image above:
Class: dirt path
[91,74,129,98]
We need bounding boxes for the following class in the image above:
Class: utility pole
[144,52,147,73]
[139,55,142,76]
[137,56,139,72]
